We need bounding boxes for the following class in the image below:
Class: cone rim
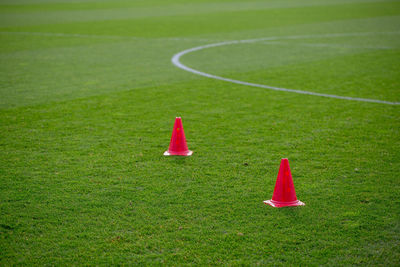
[263,199,305,207]
[164,150,193,156]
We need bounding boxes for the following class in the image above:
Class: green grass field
[1,0,400,265]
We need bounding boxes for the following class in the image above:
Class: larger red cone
[264,158,305,207]
[164,117,193,156]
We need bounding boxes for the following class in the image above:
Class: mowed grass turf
[1,0,400,265]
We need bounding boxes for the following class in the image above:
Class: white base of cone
[164,150,193,156]
[264,199,305,208]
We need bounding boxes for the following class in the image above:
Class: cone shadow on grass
[165,156,189,165]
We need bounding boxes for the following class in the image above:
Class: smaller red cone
[164,117,193,156]
[264,158,305,207]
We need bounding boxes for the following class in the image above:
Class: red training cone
[264,158,305,207]
[164,117,193,156]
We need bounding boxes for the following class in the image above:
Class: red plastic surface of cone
[164,117,193,156]
[264,158,305,207]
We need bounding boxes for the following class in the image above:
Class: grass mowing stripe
[1,0,395,27]
[0,31,219,43]
[3,2,400,37]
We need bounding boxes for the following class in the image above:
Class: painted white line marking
[172,32,400,105]
[261,41,393,50]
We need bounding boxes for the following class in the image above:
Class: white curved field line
[172,32,400,105]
